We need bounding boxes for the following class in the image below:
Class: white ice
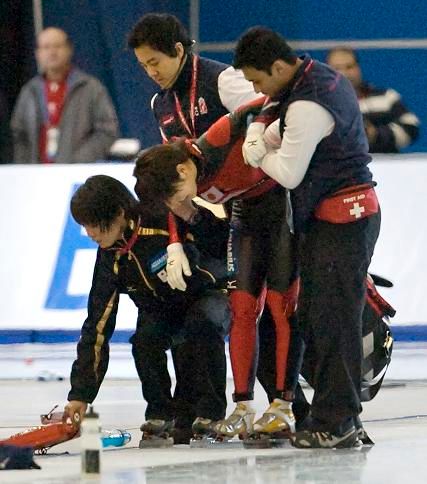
[0,342,426,483]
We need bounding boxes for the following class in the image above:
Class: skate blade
[139,436,174,449]
[190,437,243,449]
[243,437,271,449]
[243,436,292,449]
[268,438,291,448]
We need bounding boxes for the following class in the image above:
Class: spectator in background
[326,47,420,153]
[11,27,119,164]
[0,89,12,163]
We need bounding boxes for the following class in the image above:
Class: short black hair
[70,175,137,232]
[127,13,193,56]
[234,26,297,73]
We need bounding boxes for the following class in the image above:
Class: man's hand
[242,122,267,167]
[166,242,192,291]
[63,400,87,424]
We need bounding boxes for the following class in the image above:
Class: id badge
[46,127,60,158]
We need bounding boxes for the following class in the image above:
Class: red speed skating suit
[172,98,301,402]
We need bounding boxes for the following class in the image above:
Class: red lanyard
[173,55,199,138]
[44,78,67,127]
[118,217,141,255]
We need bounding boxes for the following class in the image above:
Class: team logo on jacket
[200,186,225,203]
[198,97,208,115]
[161,114,175,126]
[149,251,167,273]
[200,186,246,204]
[149,251,168,283]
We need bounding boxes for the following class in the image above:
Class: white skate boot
[214,402,255,444]
[244,399,296,448]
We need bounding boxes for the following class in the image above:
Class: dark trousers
[257,309,308,420]
[297,213,381,429]
[131,290,230,426]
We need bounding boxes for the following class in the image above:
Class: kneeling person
[63,175,230,445]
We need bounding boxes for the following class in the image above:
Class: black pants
[257,310,307,405]
[130,290,230,426]
[297,213,381,430]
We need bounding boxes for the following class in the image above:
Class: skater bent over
[133,99,302,444]
[63,175,230,445]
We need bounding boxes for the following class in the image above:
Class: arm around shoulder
[261,101,335,189]
[218,66,262,112]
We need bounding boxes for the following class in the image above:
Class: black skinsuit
[68,207,230,426]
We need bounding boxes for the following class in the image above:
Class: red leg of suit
[230,290,264,399]
[266,279,299,398]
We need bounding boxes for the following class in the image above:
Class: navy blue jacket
[152,54,260,140]
[68,206,229,403]
[276,56,373,231]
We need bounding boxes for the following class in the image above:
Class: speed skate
[243,399,295,449]
[190,435,244,448]
[189,416,244,448]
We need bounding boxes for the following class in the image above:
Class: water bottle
[101,429,132,448]
[81,405,101,475]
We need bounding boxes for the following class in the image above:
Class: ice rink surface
[0,342,426,483]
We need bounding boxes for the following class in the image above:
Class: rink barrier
[1,158,426,334]
[0,326,426,344]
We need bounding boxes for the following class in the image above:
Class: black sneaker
[354,416,374,445]
[140,419,174,435]
[192,417,217,438]
[171,427,193,445]
[139,419,175,448]
[292,425,359,449]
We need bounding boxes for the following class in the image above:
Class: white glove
[242,122,267,168]
[166,242,192,291]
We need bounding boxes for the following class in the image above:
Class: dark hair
[234,26,297,73]
[133,141,192,204]
[127,13,193,56]
[70,175,137,232]
[326,46,359,65]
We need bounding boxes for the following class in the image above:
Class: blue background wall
[38,0,425,151]
[42,0,191,146]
